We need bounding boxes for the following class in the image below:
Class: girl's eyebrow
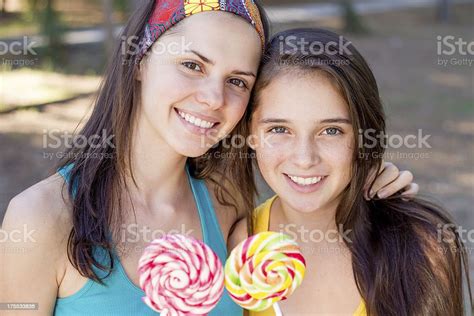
[231,70,256,78]
[258,118,352,124]
[186,49,214,65]
[258,118,289,124]
[320,118,352,124]
[185,49,256,78]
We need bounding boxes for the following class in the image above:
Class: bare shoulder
[227,217,248,250]
[3,173,72,235]
[1,174,73,314]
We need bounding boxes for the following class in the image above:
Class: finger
[401,183,419,198]
[379,159,387,174]
[376,170,414,199]
[370,163,400,198]
[364,161,388,200]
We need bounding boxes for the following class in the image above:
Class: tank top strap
[252,195,277,234]
[185,165,228,264]
[58,163,77,197]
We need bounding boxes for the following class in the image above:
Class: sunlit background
[1,0,473,298]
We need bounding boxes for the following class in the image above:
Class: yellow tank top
[249,196,367,316]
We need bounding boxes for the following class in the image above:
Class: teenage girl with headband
[230,28,470,315]
[2,1,418,315]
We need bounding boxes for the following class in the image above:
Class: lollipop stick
[274,302,283,316]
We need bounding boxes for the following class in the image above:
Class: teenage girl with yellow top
[230,28,470,315]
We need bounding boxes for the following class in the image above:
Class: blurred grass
[0,69,100,111]
[0,16,39,37]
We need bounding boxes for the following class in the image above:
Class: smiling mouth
[284,174,327,186]
[175,108,219,130]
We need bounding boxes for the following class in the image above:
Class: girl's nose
[291,138,320,169]
[196,78,225,110]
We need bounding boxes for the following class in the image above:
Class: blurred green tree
[27,0,65,69]
[341,0,368,34]
[102,0,114,56]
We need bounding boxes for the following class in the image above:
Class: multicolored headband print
[137,0,265,61]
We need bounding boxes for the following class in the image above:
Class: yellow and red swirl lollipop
[225,232,306,311]
[138,234,224,316]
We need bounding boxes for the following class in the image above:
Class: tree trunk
[102,0,115,57]
[437,0,451,23]
[341,0,368,34]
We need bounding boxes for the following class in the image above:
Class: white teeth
[178,111,215,129]
[288,175,323,186]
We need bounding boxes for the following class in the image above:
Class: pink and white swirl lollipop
[138,234,224,316]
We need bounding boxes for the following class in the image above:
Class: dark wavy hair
[58,0,270,283]
[247,28,472,315]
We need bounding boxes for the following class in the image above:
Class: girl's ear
[247,129,258,150]
[135,58,145,81]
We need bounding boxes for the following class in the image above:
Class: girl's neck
[125,113,189,211]
[273,196,340,240]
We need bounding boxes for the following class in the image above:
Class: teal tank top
[54,164,242,316]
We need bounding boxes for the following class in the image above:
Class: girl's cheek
[265,134,294,149]
[318,138,354,168]
[255,136,291,167]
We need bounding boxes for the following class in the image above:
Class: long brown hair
[58,1,270,283]
[248,28,471,315]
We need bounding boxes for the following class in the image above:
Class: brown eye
[182,61,202,72]
[229,78,247,88]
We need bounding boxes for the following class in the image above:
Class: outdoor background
[1,0,473,297]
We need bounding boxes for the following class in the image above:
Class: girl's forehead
[256,72,349,121]
[156,12,262,65]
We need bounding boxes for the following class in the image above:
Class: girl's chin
[288,200,325,213]
[276,194,323,213]
[176,146,210,158]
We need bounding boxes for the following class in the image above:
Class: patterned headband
[137,0,265,61]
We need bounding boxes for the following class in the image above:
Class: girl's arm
[365,161,419,200]
[1,179,66,315]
